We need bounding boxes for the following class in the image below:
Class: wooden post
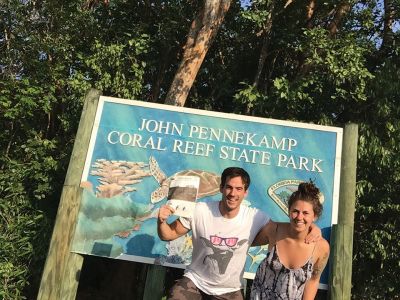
[37,89,102,300]
[143,265,167,300]
[328,123,358,300]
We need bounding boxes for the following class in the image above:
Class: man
[158,167,319,300]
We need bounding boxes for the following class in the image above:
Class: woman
[250,181,330,300]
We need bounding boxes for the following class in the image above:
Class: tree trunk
[253,1,275,89]
[380,0,395,53]
[305,0,316,29]
[150,47,172,103]
[164,0,231,107]
[327,1,351,37]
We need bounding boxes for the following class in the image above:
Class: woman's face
[289,200,316,232]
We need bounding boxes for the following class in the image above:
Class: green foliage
[233,83,266,114]
[351,49,400,298]
[0,0,155,297]
[299,29,374,101]
[77,35,149,99]
[0,159,51,299]
[1,0,399,298]
[219,2,399,298]
[264,29,374,123]
[241,0,272,29]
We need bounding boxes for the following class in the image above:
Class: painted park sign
[71,96,342,288]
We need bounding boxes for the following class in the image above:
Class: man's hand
[157,205,189,241]
[305,223,322,243]
[158,204,175,224]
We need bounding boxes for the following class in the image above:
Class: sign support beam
[328,123,358,300]
[37,89,102,300]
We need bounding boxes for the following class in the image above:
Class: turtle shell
[171,170,221,199]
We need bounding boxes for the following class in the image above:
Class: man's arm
[157,205,189,241]
[302,239,330,300]
[251,221,321,247]
[252,220,276,246]
[305,223,322,243]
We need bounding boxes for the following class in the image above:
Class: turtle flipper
[149,156,167,185]
[151,185,168,203]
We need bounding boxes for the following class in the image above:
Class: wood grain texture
[38,89,101,300]
[328,123,358,300]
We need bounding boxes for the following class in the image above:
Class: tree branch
[380,0,395,53]
[327,1,351,37]
[253,2,275,89]
[165,0,231,107]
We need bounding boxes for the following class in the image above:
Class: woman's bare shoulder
[310,238,330,278]
[315,238,330,261]
[319,238,330,252]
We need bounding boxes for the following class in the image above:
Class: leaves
[0,0,399,298]
[79,35,149,99]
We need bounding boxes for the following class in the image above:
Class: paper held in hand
[167,175,200,218]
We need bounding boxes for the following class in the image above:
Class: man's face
[220,176,248,213]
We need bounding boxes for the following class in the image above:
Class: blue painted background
[72,97,341,286]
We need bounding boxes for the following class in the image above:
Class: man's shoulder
[194,200,218,214]
[238,205,269,227]
[241,204,267,217]
[196,200,217,208]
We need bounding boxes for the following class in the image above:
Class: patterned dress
[250,245,314,300]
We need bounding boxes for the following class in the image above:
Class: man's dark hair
[220,167,251,191]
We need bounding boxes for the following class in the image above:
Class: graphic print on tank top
[251,244,315,300]
[200,235,248,275]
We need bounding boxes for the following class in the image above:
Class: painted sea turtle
[149,156,221,203]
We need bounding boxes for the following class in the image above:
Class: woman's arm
[303,239,330,300]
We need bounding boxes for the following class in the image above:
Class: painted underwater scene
[71,96,341,283]
[72,156,272,275]
[72,156,222,267]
